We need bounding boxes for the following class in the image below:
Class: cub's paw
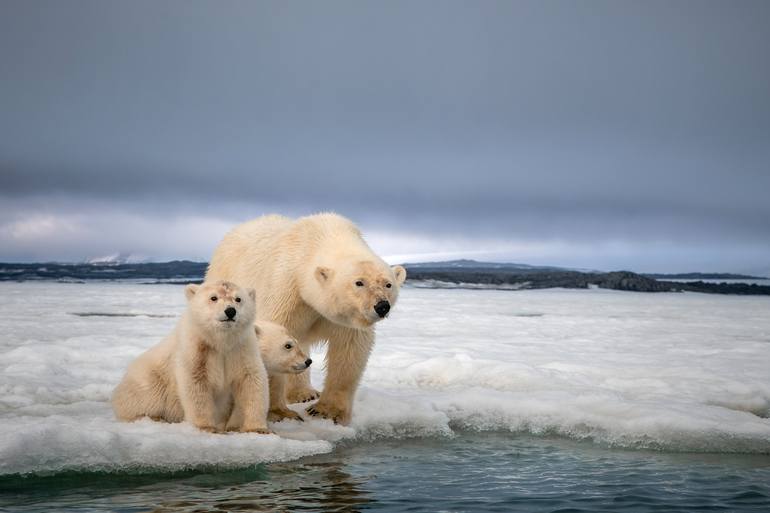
[286,387,321,404]
[197,425,222,434]
[306,402,350,425]
[268,408,304,423]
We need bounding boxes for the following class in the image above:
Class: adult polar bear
[205,213,406,425]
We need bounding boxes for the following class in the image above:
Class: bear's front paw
[306,401,350,425]
[286,386,321,404]
[240,426,275,435]
[268,408,304,423]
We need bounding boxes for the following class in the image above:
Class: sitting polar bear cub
[111,280,271,434]
[254,320,313,423]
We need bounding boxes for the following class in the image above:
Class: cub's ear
[392,265,407,286]
[315,266,333,284]
[254,324,261,336]
[184,284,199,301]
[247,288,256,301]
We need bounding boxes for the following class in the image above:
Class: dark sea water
[2,433,769,513]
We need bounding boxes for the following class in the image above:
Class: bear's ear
[315,266,333,284]
[392,265,407,286]
[254,324,261,336]
[247,288,256,301]
[184,284,199,301]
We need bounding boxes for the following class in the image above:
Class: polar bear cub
[112,280,271,434]
[255,320,312,423]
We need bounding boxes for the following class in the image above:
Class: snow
[1,282,769,476]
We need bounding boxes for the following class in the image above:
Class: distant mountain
[402,259,591,274]
[644,272,768,280]
[404,259,543,269]
[405,260,768,281]
[85,253,139,265]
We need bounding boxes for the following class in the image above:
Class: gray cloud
[1,1,769,271]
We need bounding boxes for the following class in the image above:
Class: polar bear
[206,213,406,424]
[111,280,271,434]
[254,320,312,423]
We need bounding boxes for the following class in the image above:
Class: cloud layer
[1,1,769,273]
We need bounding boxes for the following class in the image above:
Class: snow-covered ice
[1,281,769,475]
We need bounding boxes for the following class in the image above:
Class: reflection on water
[1,461,372,512]
[2,453,373,513]
[149,460,373,513]
[2,433,770,512]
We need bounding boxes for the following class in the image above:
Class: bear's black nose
[374,300,390,318]
[224,307,236,319]
[305,358,313,367]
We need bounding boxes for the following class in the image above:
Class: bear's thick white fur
[206,213,406,424]
[254,320,311,423]
[111,280,270,434]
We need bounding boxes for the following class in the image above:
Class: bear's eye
[386,283,392,288]
[355,280,364,287]
[235,297,241,303]
[284,342,293,350]
[210,296,218,302]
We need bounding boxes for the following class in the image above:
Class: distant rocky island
[0,261,208,283]
[402,260,770,295]
[1,259,768,295]
[643,272,767,280]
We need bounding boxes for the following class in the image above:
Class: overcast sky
[1,1,769,274]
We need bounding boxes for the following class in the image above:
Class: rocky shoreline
[404,268,770,295]
[1,261,768,295]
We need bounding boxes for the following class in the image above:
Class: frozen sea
[1,282,769,512]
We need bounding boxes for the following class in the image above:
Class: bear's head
[255,321,311,374]
[184,280,256,336]
[305,259,407,329]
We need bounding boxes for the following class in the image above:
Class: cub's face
[312,261,407,329]
[255,321,311,375]
[184,280,256,334]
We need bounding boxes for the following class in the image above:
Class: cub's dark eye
[355,281,364,287]
[235,297,241,303]
[284,342,293,350]
[210,296,218,302]
[386,283,392,288]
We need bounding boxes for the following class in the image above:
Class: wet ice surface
[0,282,769,478]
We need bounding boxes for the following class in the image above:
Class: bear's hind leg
[113,373,173,422]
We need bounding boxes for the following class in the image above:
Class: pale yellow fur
[111,281,270,434]
[254,320,311,423]
[206,213,406,424]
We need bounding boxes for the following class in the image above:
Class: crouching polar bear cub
[111,280,271,434]
[206,213,406,425]
[255,320,312,423]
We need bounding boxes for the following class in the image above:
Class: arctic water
[1,282,768,512]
